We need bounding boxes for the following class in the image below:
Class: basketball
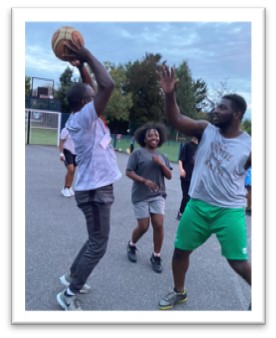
[51,26,85,61]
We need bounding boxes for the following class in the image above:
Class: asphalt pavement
[25,145,251,313]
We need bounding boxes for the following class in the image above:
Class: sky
[25,21,252,118]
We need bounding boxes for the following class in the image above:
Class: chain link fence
[25,109,62,146]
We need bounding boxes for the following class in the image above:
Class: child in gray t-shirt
[126,122,172,273]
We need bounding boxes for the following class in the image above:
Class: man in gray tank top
[157,64,251,311]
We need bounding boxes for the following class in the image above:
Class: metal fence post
[26,110,31,145]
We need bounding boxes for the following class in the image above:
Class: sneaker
[69,187,75,196]
[127,242,137,262]
[159,289,188,310]
[61,188,71,197]
[56,290,82,311]
[150,254,163,273]
[60,273,91,294]
[176,212,182,220]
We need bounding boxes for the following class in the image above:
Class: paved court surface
[25,145,251,313]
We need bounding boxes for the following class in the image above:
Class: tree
[241,118,251,135]
[54,66,75,113]
[124,53,164,125]
[25,76,31,97]
[192,79,208,112]
[203,79,235,113]
[104,64,133,122]
[174,61,207,119]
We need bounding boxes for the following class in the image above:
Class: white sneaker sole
[61,191,71,197]
[56,292,67,310]
[56,291,82,311]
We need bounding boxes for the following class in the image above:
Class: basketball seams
[51,26,84,61]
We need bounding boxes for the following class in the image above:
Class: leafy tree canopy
[54,67,75,113]
[241,118,251,135]
[104,63,133,122]
[124,53,164,124]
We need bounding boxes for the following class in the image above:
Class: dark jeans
[179,179,191,214]
[68,184,114,293]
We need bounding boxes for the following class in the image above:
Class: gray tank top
[189,123,251,208]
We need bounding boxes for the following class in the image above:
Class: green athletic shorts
[175,199,248,260]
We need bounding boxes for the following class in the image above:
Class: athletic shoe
[150,254,163,273]
[69,187,75,196]
[176,212,182,220]
[61,188,71,197]
[159,289,188,310]
[60,273,91,294]
[56,290,82,311]
[127,242,137,262]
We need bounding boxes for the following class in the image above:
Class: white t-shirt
[60,127,76,154]
[65,101,122,191]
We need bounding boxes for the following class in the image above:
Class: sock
[174,287,184,294]
[129,241,136,247]
[153,252,160,257]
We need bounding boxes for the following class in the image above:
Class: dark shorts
[63,148,77,167]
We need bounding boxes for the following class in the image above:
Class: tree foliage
[104,64,133,122]
[192,79,208,113]
[54,66,75,113]
[202,79,235,112]
[174,61,207,119]
[124,53,164,124]
[50,54,251,135]
[241,118,252,135]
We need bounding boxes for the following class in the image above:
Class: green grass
[113,136,180,163]
[159,141,180,163]
[25,128,181,162]
[26,128,58,146]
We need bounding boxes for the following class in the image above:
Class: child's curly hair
[134,122,168,147]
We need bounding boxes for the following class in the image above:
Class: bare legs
[171,248,251,293]
[172,248,192,292]
[227,259,251,285]
[64,164,75,188]
[131,214,164,254]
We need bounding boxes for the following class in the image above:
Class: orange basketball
[51,26,85,61]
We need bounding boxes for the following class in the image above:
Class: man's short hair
[222,94,247,120]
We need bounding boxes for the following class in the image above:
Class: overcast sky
[25,21,251,118]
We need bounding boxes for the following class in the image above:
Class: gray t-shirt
[126,147,172,203]
[189,123,251,208]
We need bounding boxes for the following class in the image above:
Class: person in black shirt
[176,136,198,220]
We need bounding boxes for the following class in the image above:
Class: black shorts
[63,148,77,167]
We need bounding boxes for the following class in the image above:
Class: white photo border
[12,6,265,324]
